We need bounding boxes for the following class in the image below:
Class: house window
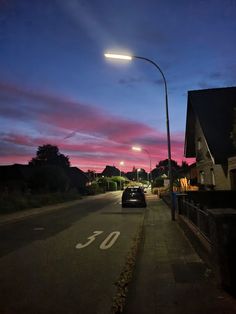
[210,168,215,186]
[200,171,205,184]
[230,169,236,190]
[197,137,202,150]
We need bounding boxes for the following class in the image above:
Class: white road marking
[100,231,120,250]
[76,231,104,249]
[75,231,121,250]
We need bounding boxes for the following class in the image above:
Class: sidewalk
[124,199,236,314]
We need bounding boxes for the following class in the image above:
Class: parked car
[121,186,147,208]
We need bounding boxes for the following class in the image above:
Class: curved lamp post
[132,146,152,184]
[105,53,174,220]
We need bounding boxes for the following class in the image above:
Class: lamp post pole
[119,161,124,190]
[143,148,152,185]
[137,168,141,182]
[132,146,152,186]
[105,53,174,220]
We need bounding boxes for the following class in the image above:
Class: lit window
[197,137,202,150]
[200,171,204,184]
[210,168,215,186]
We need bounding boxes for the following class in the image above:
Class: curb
[111,208,146,313]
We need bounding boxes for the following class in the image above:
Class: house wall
[228,156,236,190]
[213,164,230,190]
[195,119,230,190]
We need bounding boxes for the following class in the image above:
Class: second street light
[132,146,152,185]
[105,52,175,220]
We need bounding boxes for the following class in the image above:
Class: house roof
[101,165,120,177]
[0,164,33,181]
[65,167,89,180]
[185,86,236,163]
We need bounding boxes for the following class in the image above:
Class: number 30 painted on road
[76,231,120,250]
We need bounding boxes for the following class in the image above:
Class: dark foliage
[29,165,69,193]
[29,144,70,168]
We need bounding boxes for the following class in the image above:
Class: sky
[0,0,236,172]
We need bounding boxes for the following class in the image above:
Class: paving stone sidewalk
[124,199,236,314]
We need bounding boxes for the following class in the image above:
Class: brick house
[184,86,236,190]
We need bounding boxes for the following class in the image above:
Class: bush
[111,176,126,190]
[87,182,104,195]
[107,180,117,191]
[152,176,164,188]
[0,191,81,214]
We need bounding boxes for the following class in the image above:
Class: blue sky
[0,0,236,171]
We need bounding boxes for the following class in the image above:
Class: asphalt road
[0,191,145,314]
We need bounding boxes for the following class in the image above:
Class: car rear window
[125,188,141,194]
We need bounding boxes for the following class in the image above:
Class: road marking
[76,231,103,249]
[76,231,120,250]
[100,231,120,250]
[33,227,44,231]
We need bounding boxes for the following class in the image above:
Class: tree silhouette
[29,144,70,168]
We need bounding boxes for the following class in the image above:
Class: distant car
[121,186,147,208]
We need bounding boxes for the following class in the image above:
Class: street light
[119,161,124,190]
[132,146,152,185]
[105,52,174,220]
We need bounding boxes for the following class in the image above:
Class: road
[0,191,145,314]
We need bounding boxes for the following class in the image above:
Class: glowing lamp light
[132,146,142,152]
[104,53,132,60]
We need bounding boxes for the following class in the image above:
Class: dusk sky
[1,0,236,172]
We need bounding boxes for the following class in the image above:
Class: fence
[176,193,236,294]
[179,197,211,242]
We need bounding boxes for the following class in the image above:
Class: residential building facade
[185,86,236,190]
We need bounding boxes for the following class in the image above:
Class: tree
[29,165,69,193]
[151,159,180,180]
[29,144,70,168]
[180,161,189,172]
[87,169,96,181]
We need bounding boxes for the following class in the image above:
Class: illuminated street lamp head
[132,146,142,152]
[104,53,132,60]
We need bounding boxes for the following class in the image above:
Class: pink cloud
[0,81,193,171]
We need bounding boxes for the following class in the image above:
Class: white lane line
[33,227,44,231]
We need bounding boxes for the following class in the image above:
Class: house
[184,86,236,190]
[0,164,90,194]
[0,164,33,193]
[65,167,90,193]
[126,168,148,181]
[177,162,198,186]
[101,165,120,177]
